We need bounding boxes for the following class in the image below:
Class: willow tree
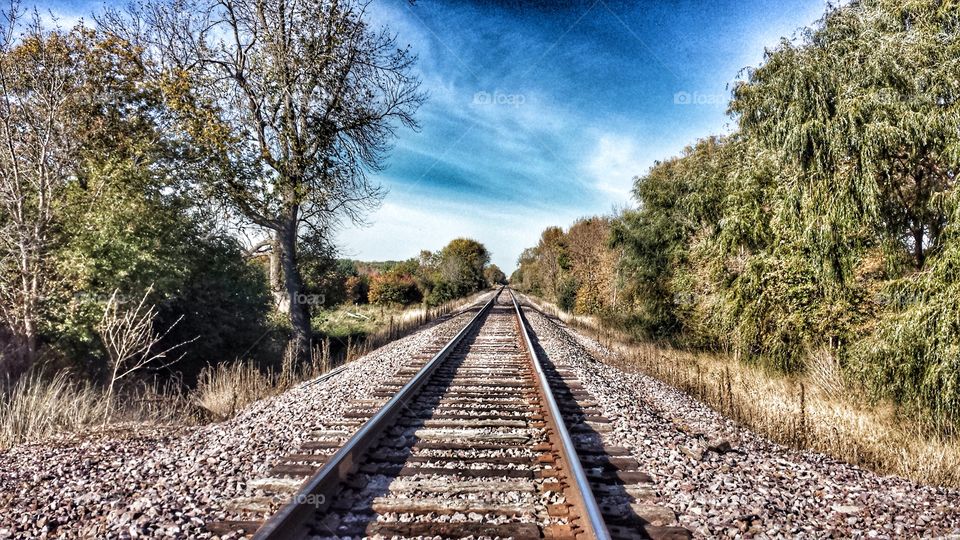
[731,0,960,277]
[102,0,424,357]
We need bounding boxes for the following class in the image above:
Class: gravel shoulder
[521,302,960,539]
[0,294,491,540]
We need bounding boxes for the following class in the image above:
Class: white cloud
[583,134,647,201]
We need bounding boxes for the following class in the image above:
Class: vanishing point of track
[210,289,691,540]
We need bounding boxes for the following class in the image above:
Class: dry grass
[0,292,491,449]
[189,292,493,420]
[524,295,960,487]
[191,362,279,421]
[0,372,108,448]
[0,371,195,450]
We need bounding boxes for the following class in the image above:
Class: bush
[0,370,193,449]
[369,272,421,306]
[557,277,578,312]
[192,362,277,421]
[0,372,107,449]
[345,275,369,304]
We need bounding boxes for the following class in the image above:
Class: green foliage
[611,137,736,339]
[369,272,421,306]
[300,243,356,309]
[517,1,960,427]
[437,238,491,296]
[556,277,578,313]
[0,28,274,380]
[731,0,960,275]
[52,132,273,378]
[856,192,960,425]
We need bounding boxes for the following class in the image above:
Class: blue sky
[343,0,830,271]
[47,0,830,270]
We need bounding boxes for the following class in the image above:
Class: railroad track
[211,289,690,540]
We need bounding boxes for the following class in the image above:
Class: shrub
[557,277,578,312]
[345,275,369,304]
[369,272,421,306]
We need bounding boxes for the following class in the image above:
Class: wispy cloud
[344,0,830,266]
[583,134,646,200]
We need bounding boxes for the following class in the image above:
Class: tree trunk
[277,212,311,361]
[269,233,289,314]
[913,226,925,269]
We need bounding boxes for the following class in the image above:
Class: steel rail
[253,288,503,540]
[509,288,612,540]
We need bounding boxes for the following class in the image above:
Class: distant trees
[101,0,425,358]
[365,238,494,307]
[484,264,506,286]
[369,273,421,306]
[513,218,621,317]
[434,238,490,300]
[344,275,369,305]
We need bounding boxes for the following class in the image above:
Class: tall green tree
[436,238,490,299]
[102,0,425,358]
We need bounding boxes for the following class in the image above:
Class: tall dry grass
[192,340,335,420]
[0,372,108,448]
[192,361,279,420]
[523,294,960,487]
[0,371,195,450]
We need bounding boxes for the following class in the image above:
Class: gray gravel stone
[520,300,960,539]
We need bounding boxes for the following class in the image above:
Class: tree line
[512,0,960,426]
[0,0,426,382]
[305,238,502,309]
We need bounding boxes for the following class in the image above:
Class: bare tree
[0,5,77,374]
[100,0,425,358]
[97,288,196,423]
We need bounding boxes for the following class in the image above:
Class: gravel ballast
[0,295,491,540]
[3,287,958,539]
[520,303,960,539]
